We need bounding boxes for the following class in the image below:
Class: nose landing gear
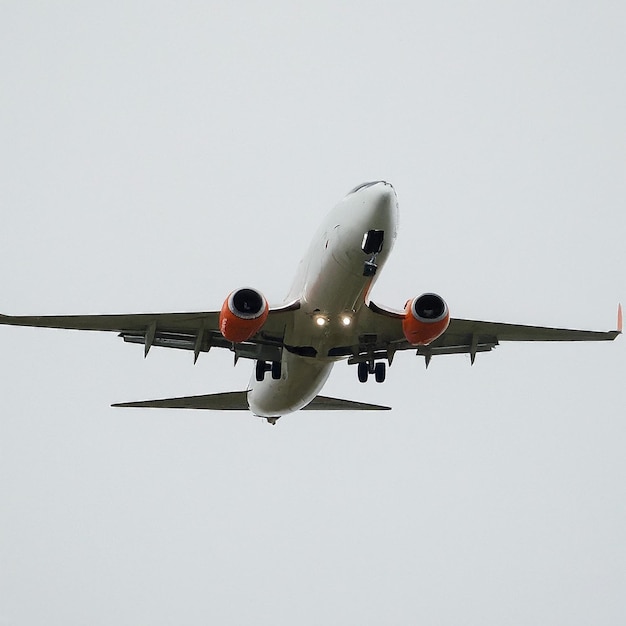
[362,230,384,277]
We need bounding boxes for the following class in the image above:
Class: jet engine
[219,288,269,343]
[402,293,450,345]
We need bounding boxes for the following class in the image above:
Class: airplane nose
[366,181,397,213]
[345,181,398,224]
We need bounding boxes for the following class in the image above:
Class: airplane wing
[351,302,622,366]
[0,301,300,363]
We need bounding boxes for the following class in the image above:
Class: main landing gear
[255,360,282,382]
[357,361,386,383]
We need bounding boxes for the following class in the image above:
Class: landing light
[315,316,326,327]
[341,315,352,326]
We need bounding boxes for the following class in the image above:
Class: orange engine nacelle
[219,287,269,343]
[402,293,450,346]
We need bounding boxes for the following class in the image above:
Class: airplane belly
[285,234,391,355]
[248,352,333,417]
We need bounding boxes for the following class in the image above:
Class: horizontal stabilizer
[112,391,250,410]
[302,396,391,411]
[112,392,391,412]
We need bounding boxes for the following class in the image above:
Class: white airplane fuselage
[248,182,399,417]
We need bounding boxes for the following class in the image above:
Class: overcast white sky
[1,2,625,624]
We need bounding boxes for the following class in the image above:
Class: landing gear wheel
[357,361,369,383]
[256,360,267,382]
[271,361,282,380]
[374,362,386,383]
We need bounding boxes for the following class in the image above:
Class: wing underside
[345,302,622,367]
[0,302,300,363]
[0,301,620,368]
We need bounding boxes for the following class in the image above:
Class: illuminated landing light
[315,316,327,327]
[341,315,352,326]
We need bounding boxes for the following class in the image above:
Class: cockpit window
[347,181,382,195]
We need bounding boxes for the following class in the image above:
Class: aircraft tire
[374,362,386,383]
[271,361,282,380]
[256,360,267,382]
[358,362,369,383]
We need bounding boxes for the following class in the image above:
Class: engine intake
[219,287,269,343]
[402,293,450,345]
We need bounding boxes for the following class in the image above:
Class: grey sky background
[1,2,625,624]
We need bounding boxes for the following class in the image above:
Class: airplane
[0,181,621,424]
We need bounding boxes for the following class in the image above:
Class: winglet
[618,303,623,334]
